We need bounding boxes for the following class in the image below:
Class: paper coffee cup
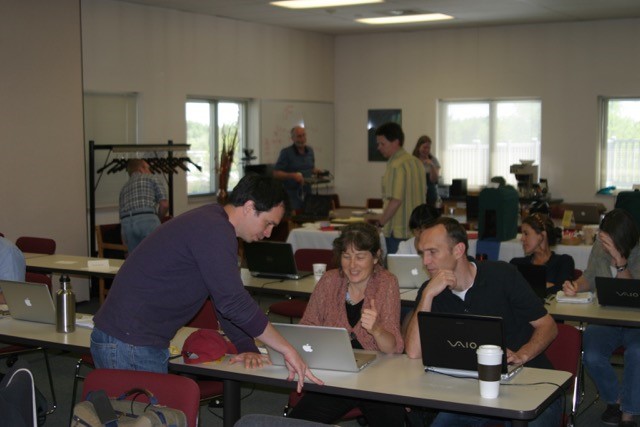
[312,263,327,281]
[476,344,503,399]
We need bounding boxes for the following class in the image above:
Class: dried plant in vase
[216,126,238,204]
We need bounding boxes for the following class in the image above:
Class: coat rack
[88,140,196,256]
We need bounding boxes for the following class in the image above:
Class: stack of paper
[556,291,594,304]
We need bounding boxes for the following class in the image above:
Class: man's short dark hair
[423,217,469,254]
[228,175,289,213]
[375,122,405,146]
[409,204,440,231]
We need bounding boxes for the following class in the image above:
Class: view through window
[600,97,640,190]
[438,99,541,188]
[186,99,245,196]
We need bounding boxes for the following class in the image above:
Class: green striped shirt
[381,148,426,239]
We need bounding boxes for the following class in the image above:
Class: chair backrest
[82,369,200,427]
[96,224,128,259]
[15,236,56,255]
[25,272,52,292]
[187,298,219,330]
[294,248,335,271]
[545,323,582,379]
[366,198,383,209]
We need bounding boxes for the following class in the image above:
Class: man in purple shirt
[92,175,321,392]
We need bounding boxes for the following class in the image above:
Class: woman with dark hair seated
[510,213,575,295]
[288,222,405,427]
[563,209,640,427]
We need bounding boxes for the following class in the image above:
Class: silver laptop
[0,280,56,324]
[418,312,522,381]
[244,241,312,280]
[387,254,429,289]
[266,323,376,372]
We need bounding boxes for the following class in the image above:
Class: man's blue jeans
[583,324,640,414]
[121,213,160,253]
[90,327,169,373]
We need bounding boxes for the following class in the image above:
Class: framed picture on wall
[368,109,402,162]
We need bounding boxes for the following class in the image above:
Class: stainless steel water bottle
[56,274,76,333]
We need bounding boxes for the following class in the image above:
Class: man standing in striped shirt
[375,122,426,254]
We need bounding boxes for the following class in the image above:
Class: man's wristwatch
[616,263,628,272]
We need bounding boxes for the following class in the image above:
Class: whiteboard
[260,100,334,172]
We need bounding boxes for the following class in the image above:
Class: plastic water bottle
[56,275,76,333]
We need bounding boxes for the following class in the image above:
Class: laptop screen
[243,241,311,279]
[0,280,56,324]
[387,254,429,289]
[417,311,508,374]
[595,277,640,308]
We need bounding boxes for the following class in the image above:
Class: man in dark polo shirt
[403,217,560,427]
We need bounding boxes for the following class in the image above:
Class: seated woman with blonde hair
[288,222,405,427]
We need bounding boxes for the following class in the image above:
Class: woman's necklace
[345,281,365,306]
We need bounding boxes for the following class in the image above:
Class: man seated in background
[395,203,440,255]
[0,236,26,304]
[403,217,560,427]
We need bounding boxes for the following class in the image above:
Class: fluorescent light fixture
[271,0,383,9]
[357,13,453,25]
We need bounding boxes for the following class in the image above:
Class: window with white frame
[600,97,640,190]
[438,99,541,188]
[185,99,246,196]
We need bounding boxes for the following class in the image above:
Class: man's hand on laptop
[284,349,324,393]
[229,352,272,369]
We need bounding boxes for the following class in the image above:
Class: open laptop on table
[244,241,312,280]
[0,280,57,324]
[514,263,548,299]
[266,323,376,372]
[417,311,522,380]
[595,277,640,308]
[290,194,333,224]
[387,254,429,289]
[0,279,90,326]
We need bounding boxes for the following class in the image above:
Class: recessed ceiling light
[357,13,453,25]
[271,0,384,9]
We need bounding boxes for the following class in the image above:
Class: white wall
[81,0,335,220]
[333,19,640,209]
[0,0,85,253]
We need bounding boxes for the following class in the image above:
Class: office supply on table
[596,277,640,308]
[515,264,548,299]
[0,280,57,324]
[417,312,522,380]
[387,254,429,289]
[244,241,312,280]
[266,323,376,372]
[556,291,594,304]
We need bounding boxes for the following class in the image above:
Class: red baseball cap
[181,329,235,364]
